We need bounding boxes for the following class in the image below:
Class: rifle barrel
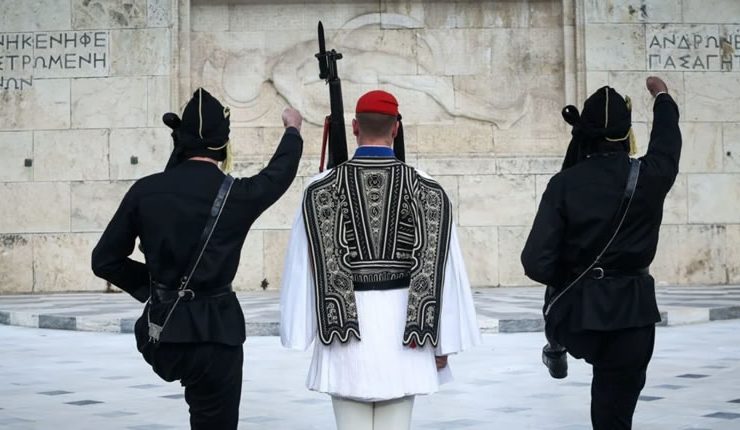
[327,79,348,167]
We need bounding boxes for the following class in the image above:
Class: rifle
[315,21,348,171]
[314,21,405,171]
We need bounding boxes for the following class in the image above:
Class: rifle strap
[320,115,330,172]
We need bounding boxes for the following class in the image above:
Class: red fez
[355,90,399,116]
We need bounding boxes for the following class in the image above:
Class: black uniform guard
[521,78,681,429]
[92,88,303,429]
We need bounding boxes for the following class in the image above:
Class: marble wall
[582,0,740,285]
[0,0,173,293]
[0,0,737,294]
[186,0,568,290]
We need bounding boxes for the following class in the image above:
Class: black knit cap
[164,88,231,170]
[561,86,633,170]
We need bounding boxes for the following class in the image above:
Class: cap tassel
[393,114,406,162]
[604,95,638,155]
[628,127,637,156]
[206,139,233,173]
[217,106,233,173]
[222,141,233,173]
[625,96,637,156]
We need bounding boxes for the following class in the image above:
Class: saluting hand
[282,107,303,132]
[646,76,668,98]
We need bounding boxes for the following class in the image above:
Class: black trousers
[142,342,243,430]
[556,325,655,430]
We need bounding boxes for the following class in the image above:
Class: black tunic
[521,94,682,331]
[92,128,303,345]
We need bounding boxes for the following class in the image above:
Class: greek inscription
[0,31,109,91]
[0,76,33,90]
[94,32,106,48]
[48,55,62,68]
[648,26,740,72]
[678,36,691,49]
[49,33,63,48]
[35,33,47,49]
[722,58,734,72]
[679,55,691,69]
[707,54,719,70]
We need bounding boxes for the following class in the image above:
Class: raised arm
[641,76,682,183]
[91,187,149,302]
[236,108,305,214]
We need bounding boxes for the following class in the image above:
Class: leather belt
[578,267,650,280]
[353,276,410,292]
[150,281,233,303]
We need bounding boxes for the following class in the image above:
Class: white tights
[331,395,415,430]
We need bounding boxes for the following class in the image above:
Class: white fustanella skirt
[305,288,453,402]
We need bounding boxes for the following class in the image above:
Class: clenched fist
[646,76,668,98]
[435,355,448,370]
[282,107,303,132]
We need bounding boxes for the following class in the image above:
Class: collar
[354,146,395,158]
[585,151,625,160]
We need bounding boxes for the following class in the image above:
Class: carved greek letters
[648,25,740,72]
[0,31,109,90]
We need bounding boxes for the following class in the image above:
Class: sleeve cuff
[285,127,301,137]
[653,92,675,106]
[130,285,150,303]
[654,92,673,103]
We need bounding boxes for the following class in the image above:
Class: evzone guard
[522,77,682,429]
[92,89,304,429]
[280,89,481,430]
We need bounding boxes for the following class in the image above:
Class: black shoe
[542,343,568,379]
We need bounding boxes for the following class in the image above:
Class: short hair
[356,113,396,139]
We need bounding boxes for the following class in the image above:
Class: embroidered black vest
[303,158,453,347]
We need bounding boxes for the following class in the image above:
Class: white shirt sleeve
[411,168,481,356]
[279,204,317,351]
[435,222,482,356]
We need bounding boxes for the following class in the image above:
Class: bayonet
[317,21,328,80]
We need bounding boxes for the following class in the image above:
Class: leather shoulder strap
[596,158,641,263]
[179,174,235,290]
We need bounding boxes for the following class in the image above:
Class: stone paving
[1,286,740,335]
[1,320,740,429]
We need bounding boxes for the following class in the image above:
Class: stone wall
[181,1,567,286]
[0,0,174,293]
[187,0,568,290]
[581,0,740,285]
[0,0,738,294]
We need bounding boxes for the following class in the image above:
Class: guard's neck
[188,156,219,166]
[357,138,393,148]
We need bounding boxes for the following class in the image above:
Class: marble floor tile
[2,285,740,336]
[0,320,739,429]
